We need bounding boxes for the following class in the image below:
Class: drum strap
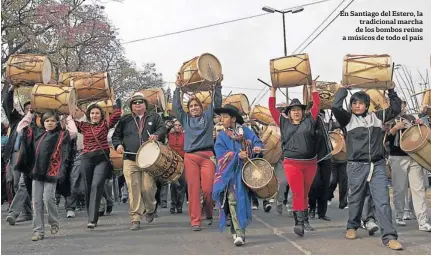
[90,127,112,167]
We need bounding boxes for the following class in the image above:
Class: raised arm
[375,88,402,123]
[268,87,280,127]
[108,108,122,129]
[17,112,34,135]
[2,85,21,124]
[66,115,78,140]
[309,81,320,121]
[331,87,351,127]
[173,87,187,124]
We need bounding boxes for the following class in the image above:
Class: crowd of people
[1,77,430,250]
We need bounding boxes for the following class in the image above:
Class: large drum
[270,53,312,88]
[364,89,389,112]
[242,158,278,199]
[69,72,111,103]
[31,84,77,115]
[328,131,347,161]
[222,94,250,115]
[93,99,114,114]
[183,91,212,112]
[140,88,167,112]
[178,53,222,92]
[303,81,340,109]
[136,141,184,183]
[58,72,90,86]
[110,146,123,171]
[6,54,52,86]
[400,124,431,170]
[250,105,274,125]
[259,124,282,164]
[342,54,393,89]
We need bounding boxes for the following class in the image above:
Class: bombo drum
[400,124,431,170]
[69,72,111,103]
[242,158,278,199]
[342,54,393,89]
[110,146,123,174]
[178,53,222,92]
[270,53,312,88]
[31,84,77,115]
[140,88,167,112]
[222,94,250,115]
[363,89,389,112]
[136,141,184,183]
[259,124,282,164]
[6,54,52,86]
[328,131,347,161]
[250,105,274,125]
[303,81,340,109]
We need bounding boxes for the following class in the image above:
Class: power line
[293,0,347,54]
[296,0,355,53]
[121,0,334,45]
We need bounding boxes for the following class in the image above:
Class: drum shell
[421,90,431,116]
[222,94,250,115]
[328,131,347,161]
[70,72,111,103]
[259,124,282,164]
[31,84,77,115]
[270,53,312,88]
[136,141,184,183]
[400,124,431,170]
[94,99,114,114]
[363,89,389,112]
[242,158,278,199]
[110,146,123,170]
[58,72,90,86]
[140,88,167,112]
[6,54,52,86]
[303,82,340,110]
[179,53,222,92]
[250,105,274,125]
[342,54,393,89]
[183,91,212,112]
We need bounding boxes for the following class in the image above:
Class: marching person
[386,101,431,232]
[331,85,403,250]
[173,75,222,231]
[71,101,121,229]
[112,92,167,230]
[16,110,76,241]
[168,119,187,214]
[268,81,320,237]
[212,104,263,246]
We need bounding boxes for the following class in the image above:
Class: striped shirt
[75,109,121,153]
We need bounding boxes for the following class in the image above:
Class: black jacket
[1,87,22,162]
[331,88,402,162]
[112,112,167,161]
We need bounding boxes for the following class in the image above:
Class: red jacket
[168,131,185,158]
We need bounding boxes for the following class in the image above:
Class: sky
[104,0,430,108]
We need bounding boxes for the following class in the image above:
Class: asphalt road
[1,190,431,255]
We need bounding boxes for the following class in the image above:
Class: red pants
[184,151,215,226]
[284,158,317,211]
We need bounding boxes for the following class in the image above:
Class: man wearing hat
[112,92,167,230]
[212,104,263,246]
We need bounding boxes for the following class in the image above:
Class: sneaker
[386,240,403,250]
[146,212,155,223]
[66,210,75,218]
[264,203,271,213]
[327,200,332,206]
[121,198,128,203]
[402,211,412,220]
[106,206,113,216]
[419,223,431,232]
[50,224,59,235]
[31,233,44,241]
[345,229,357,240]
[365,221,379,235]
[191,226,201,231]
[395,218,406,226]
[130,221,140,231]
[251,205,258,210]
[6,215,16,225]
[87,222,96,229]
[234,236,245,246]
[268,199,275,203]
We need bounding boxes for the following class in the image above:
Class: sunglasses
[132,100,144,105]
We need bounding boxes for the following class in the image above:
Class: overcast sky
[104,0,430,107]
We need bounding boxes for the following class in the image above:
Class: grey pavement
[1,194,431,255]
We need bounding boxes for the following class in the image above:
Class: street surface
[1,190,431,255]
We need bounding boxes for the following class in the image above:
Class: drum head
[329,132,344,155]
[197,53,222,82]
[42,57,52,84]
[240,94,250,114]
[136,142,160,168]
[242,158,273,189]
[400,125,429,152]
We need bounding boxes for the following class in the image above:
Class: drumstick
[123,152,137,155]
[417,124,423,138]
[245,156,261,172]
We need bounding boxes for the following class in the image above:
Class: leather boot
[303,210,315,231]
[293,211,305,237]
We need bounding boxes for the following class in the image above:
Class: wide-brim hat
[284,98,307,113]
[214,104,244,124]
[129,92,148,108]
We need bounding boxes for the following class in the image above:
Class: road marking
[253,214,312,255]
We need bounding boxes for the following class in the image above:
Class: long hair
[187,97,204,112]
[86,104,105,122]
